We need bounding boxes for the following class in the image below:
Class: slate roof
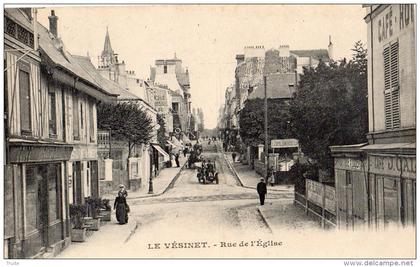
[248,72,297,99]
[73,56,156,111]
[37,22,117,98]
[72,55,121,96]
[290,49,330,61]
[176,72,190,87]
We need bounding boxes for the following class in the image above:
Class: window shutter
[383,41,400,130]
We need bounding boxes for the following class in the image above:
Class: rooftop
[37,22,118,100]
[290,49,330,61]
[248,72,297,99]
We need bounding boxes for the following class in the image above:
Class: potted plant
[69,204,87,242]
[84,197,102,231]
[99,198,112,222]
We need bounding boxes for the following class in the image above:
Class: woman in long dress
[114,185,128,224]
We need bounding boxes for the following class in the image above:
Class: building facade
[331,4,416,229]
[4,9,117,258]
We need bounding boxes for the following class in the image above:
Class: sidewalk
[103,156,188,200]
[56,215,138,258]
[224,152,294,192]
[257,200,322,233]
[56,157,188,258]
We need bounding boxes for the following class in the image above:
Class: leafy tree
[239,98,294,148]
[157,114,167,150]
[289,41,368,173]
[97,102,154,157]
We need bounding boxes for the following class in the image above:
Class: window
[47,163,61,223]
[25,166,40,233]
[383,177,400,225]
[48,91,57,137]
[383,41,400,130]
[72,93,80,140]
[164,65,167,74]
[62,90,66,141]
[172,102,179,113]
[5,16,34,48]
[19,64,31,135]
[89,101,95,142]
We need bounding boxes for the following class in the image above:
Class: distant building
[150,54,192,135]
[97,28,155,107]
[331,4,415,229]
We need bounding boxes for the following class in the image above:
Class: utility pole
[264,75,269,181]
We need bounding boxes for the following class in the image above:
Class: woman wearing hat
[117,184,128,198]
[114,184,129,224]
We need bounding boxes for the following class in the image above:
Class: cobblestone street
[56,145,323,258]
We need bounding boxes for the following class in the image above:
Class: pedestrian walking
[175,153,180,167]
[232,152,236,162]
[257,178,267,206]
[114,185,129,224]
[183,147,188,157]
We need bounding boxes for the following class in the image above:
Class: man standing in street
[257,178,267,205]
[232,152,236,163]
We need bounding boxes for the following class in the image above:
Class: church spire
[101,27,115,67]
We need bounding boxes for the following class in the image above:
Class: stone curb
[256,207,274,234]
[223,153,244,187]
[222,151,294,193]
[128,159,188,200]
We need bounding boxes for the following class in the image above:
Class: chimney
[279,45,290,57]
[328,35,334,60]
[48,10,58,38]
[235,54,245,65]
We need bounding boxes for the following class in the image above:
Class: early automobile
[187,143,203,169]
[196,159,219,184]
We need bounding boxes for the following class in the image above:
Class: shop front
[362,145,416,228]
[331,143,416,229]
[5,142,72,258]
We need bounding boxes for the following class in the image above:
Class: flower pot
[85,217,101,231]
[71,228,87,242]
[99,210,111,221]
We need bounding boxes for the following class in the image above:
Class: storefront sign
[8,143,73,163]
[324,185,336,214]
[306,179,323,207]
[369,154,416,179]
[154,88,169,114]
[335,158,364,171]
[271,139,299,148]
[377,4,415,43]
[306,179,336,215]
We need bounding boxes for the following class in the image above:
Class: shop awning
[152,144,170,161]
[166,140,177,148]
[170,137,183,148]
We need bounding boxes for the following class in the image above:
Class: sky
[37,5,367,129]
